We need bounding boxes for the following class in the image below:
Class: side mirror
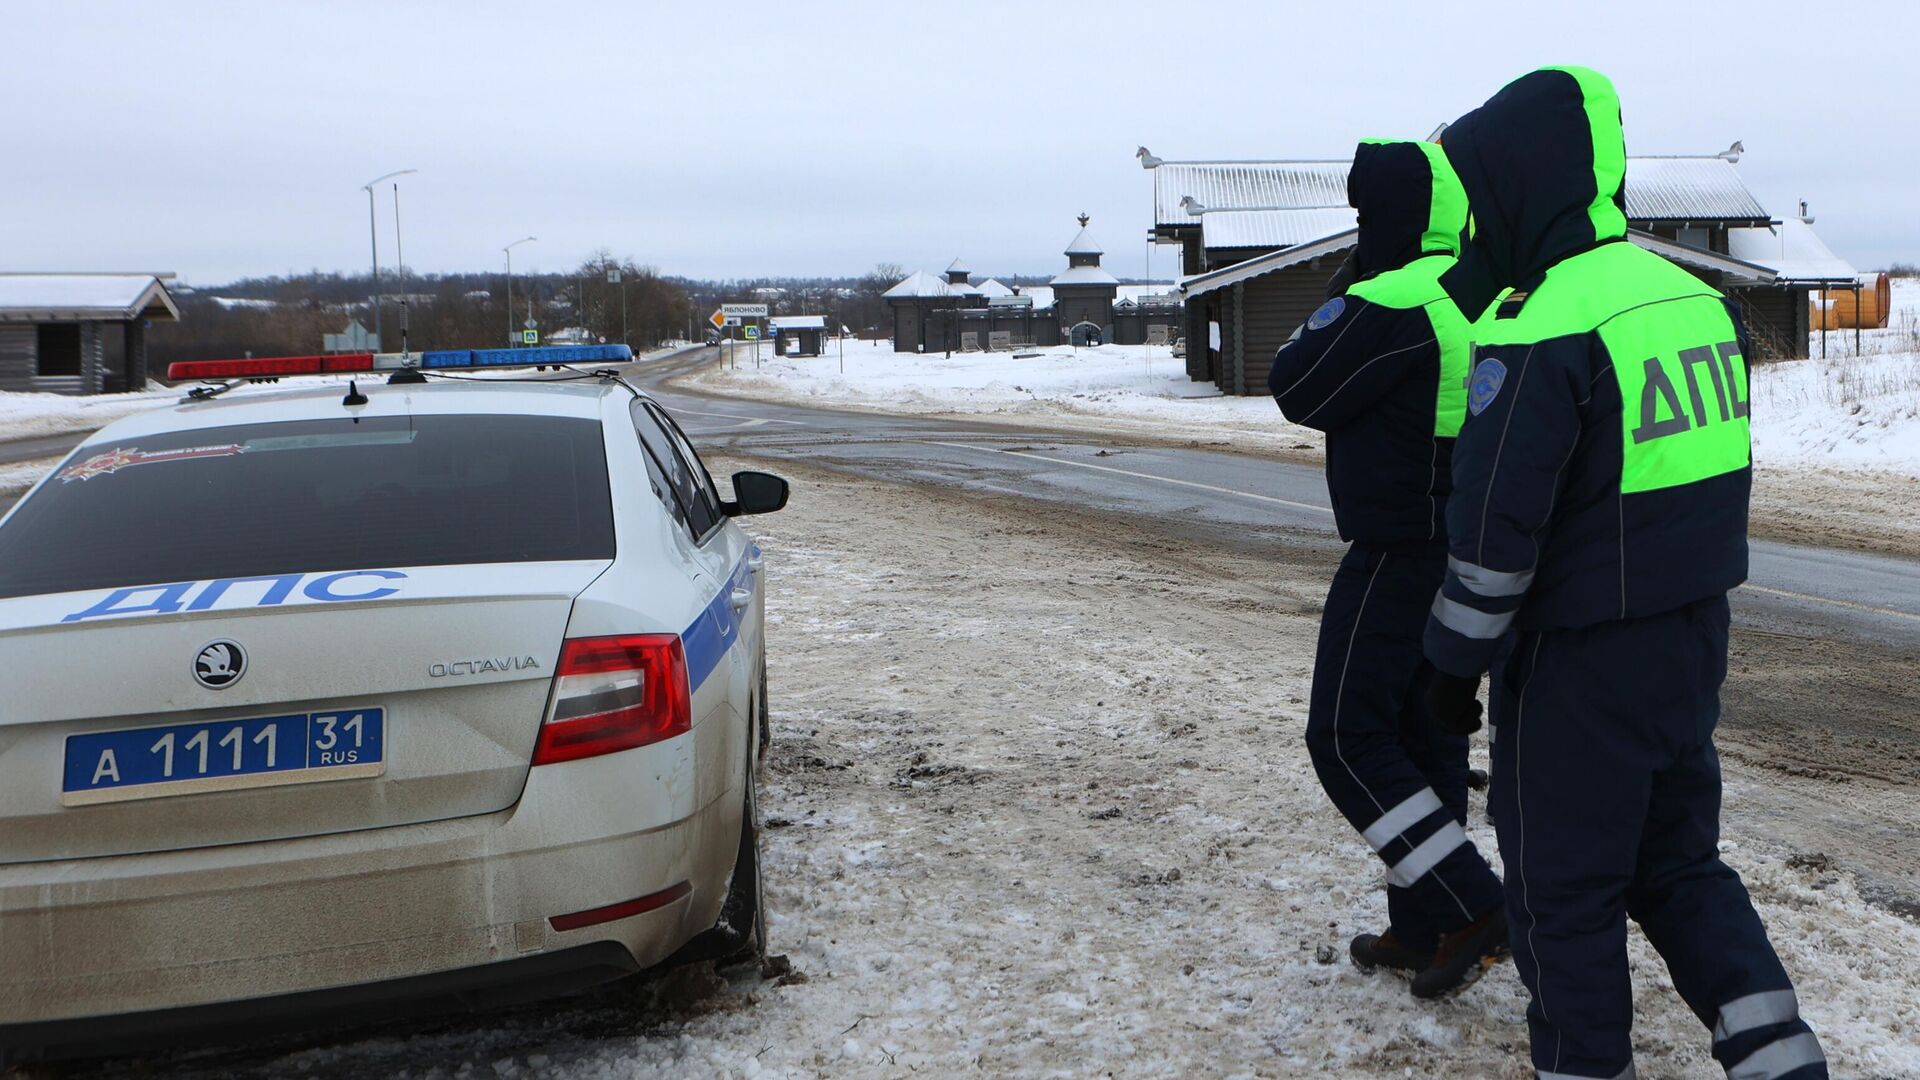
[722,470,789,516]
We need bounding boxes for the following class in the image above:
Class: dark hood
[1440,66,1628,301]
[1347,139,1467,277]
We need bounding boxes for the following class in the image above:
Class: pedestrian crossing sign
[522,330,538,344]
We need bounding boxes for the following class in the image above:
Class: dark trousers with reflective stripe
[1494,596,1824,1079]
[1305,544,1504,952]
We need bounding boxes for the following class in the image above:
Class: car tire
[675,708,766,970]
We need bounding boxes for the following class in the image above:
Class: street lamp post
[361,169,416,349]
[503,236,537,346]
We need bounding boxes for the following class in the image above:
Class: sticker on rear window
[59,444,245,483]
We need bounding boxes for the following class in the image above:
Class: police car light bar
[166,354,375,380]
[167,344,635,382]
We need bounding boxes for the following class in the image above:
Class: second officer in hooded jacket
[1268,138,1508,999]
[1426,67,1826,1079]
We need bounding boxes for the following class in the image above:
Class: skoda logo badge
[193,640,247,690]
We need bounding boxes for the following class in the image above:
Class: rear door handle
[729,588,753,610]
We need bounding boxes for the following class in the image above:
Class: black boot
[1349,929,1434,973]
[1410,907,1509,999]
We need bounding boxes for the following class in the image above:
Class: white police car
[0,345,787,1065]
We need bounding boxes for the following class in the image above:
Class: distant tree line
[148,258,1149,372]
[149,255,698,371]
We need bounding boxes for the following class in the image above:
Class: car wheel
[676,710,766,970]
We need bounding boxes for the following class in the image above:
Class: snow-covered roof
[1019,286,1054,309]
[1064,226,1104,257]
[1201,207,1358,250]
[1727,217,1857,285]
[771,315,828,330]
[0,273,181,323]
[1179,230,1357,298]
[883,270,957,299]
[1051,264,1121,287]
[1152,153,1771,233]
[976,278,1015,298]
[1152,161,1350,229]
[1625,156,1769,223]
[946,257,971,275]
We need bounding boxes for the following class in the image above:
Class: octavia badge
[193,640,247,689]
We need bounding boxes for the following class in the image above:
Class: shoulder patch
[1467,357,1507,416]
[1305,296,1345,331]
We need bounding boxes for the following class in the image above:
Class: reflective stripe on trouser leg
[1388,820,1468,888]
[1727,1033,1826,1080]
[1537,1066,1636,1080]
[1303,546,1503,948]
[1362,787,1444,850]
[1714,990,1801,1045]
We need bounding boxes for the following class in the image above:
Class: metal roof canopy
[0,273,182,323]
[1151,154,1772,233]
[1201,207,1358,251]
[1180,228,1775,300]
[1726,216,1858,285]
[1180,229,1358,298]
[1627,231,1776,284]
[769,315,828,330]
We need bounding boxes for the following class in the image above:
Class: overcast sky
[6,1,1914,286]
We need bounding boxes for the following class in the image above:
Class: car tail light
[532,634,691,765]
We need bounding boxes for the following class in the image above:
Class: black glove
[1426,670,1484,736]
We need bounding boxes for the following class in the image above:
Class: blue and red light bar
[167,344,634,382]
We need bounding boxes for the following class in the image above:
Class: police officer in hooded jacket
[1424,66,1827,1079]
[1268,138,1509,1000]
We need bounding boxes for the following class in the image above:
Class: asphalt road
[635,346,1920,649]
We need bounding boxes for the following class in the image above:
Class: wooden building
[1144,146,1851,393]
[883,217,1177,353]
[0,273,180,394]
[770,315,828,357]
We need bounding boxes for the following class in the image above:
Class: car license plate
[62,708,385,806]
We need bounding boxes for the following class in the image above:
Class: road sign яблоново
[721,303,770,318]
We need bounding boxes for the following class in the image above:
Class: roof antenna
[342,379,368,406]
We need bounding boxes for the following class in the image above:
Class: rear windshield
[0,413,615,600]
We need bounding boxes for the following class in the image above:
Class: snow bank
[0,387,177,441]
[688,339,1318,452]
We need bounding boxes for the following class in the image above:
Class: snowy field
[689,283,1920,478]
[103,458,1920,1080]
[1750,278,1920,472]
[0,385,178,442]
[690,340,1320,455]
